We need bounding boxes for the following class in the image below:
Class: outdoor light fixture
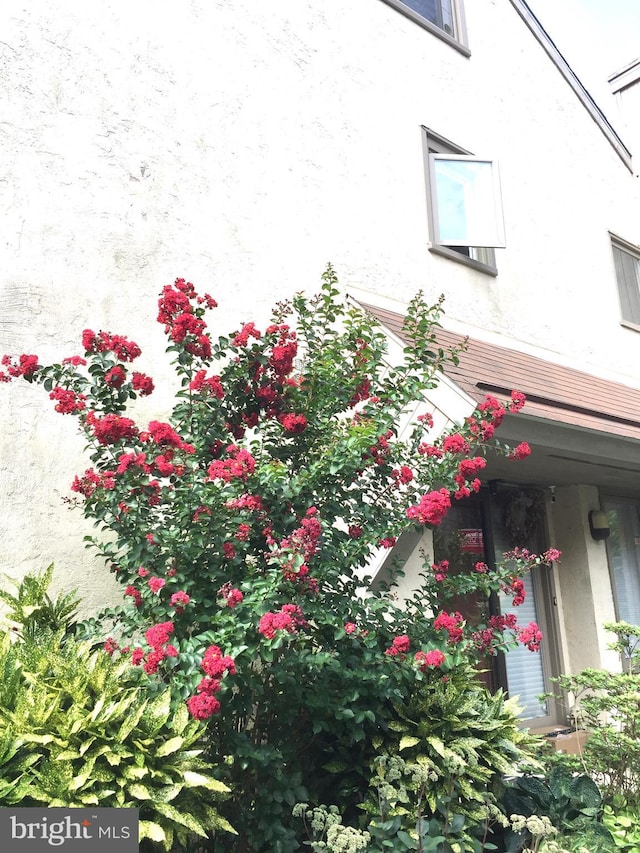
[589,510,610,541]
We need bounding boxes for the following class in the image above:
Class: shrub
[550,622,640,810]
[1,267,551,849]
[0,569,234,850]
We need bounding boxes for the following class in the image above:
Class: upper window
[381,0,469,54]
[422,128,505,275]
[611,234,640,329]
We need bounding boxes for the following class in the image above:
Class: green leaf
[155,736,184,757]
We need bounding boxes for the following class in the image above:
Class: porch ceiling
[359,301,640,495]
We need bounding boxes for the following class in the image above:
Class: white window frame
[611,233,640,331]
[422,128,503,276]
[381,0,470,56]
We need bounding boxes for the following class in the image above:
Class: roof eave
[509,0,633,172]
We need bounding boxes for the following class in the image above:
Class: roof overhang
[357,298,640,495]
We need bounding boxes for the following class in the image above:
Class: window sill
[428,244,499,276]
[380,0,471,57]
[620,319,640,333]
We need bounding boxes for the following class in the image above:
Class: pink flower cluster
[431,560,449,582]
[82,329,141,362]
[518,621,543,652]
[186,644,236,720]
[49,386,86,414]
[71,467,116,498]
[406,488,451,526]
[415,649,446,671]
[189,369,224,399]
[157,278,215,359]
[509,442,531,461]
[144,420,195,454]
[278,412,308,434]
[0,353,40,381]
[502,577,526,606]
[130,620,178,675]
[385,634,411,657]
[258,604,306,639]
[218,582,244,608]
[434,611,465,644]
[86,411,139,445]
[232,322,261,347]
[207,445,256,482]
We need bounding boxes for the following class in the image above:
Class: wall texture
[1,0,639,615]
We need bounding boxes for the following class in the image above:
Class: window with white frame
[422,128,505,275]
[611,234,640,329]
[381,0,469,53]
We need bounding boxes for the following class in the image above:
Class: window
[604,496,640,629]
[611,234,640,329]
[381,0,469,54]
[422,128,505,275]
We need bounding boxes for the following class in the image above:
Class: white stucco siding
[1,0,639,606]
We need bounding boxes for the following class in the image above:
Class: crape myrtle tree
[1,266,557,851]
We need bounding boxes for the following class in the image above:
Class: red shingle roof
[359,302,640,442]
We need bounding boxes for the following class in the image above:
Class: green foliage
[550,622,640,810]
[603,798,640,852]
[0,570,233,851]
[359,668,536,850]
[496,766,614,852]
[0,562,79,640]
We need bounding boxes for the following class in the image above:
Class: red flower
[348,525,363,539]
[344,622,357,634]
[148,576,166,594]
[278,413,308,434]
[406,489,451,526]
[232,322,261,347]
[431,560,449,582]
[146,420,195,453]
[458,457,486,479]
[269,341,298,376]
[385,634,411,656]
[103,637,119,656]
[442,434,469,454]
[87,411,139,445]
[49,387,86,414]
[207,446,256,482]
[170,591,190,608]
[218,583,244,608]
[518,622,543,652]
[415,649,446,670]
[124,585,142,607]
[201,645,236,677]
[258,604,306,639]
[1,353,41,379]
[509,442,531,460]
[105,365,126,388]
[503,577,526,606]
[132,371,154,396]
[189,370,224,398]
[434,611,464,644]
[187,693,221,720]
[509,390,526,412]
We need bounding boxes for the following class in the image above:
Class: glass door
[433,486,559,724]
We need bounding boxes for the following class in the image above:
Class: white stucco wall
[1,0,639,613]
